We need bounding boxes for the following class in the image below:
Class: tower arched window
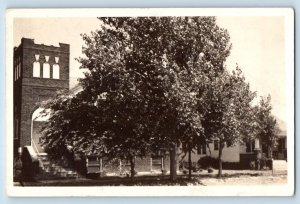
[43,63,50,78]
[52,57,60,79]
[53,64,60,79]
[33,54,40,77]
[33,62,40,77]
[43,56,50,78]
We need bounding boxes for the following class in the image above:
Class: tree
[41,17,232,180]
[39,90,106,158]
[201,67,256,178]
[256,96,280,158]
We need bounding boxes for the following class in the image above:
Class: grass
[14,169,286,186]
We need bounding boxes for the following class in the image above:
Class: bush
[260,157,266,169]
[161,169,167,175]
[207,167,214,173]
[86,173,100,179]
[198,156,218,169]
[258,157,273,170]
[100,171,107,177]
[249,158,273,170]
[249,161,256,170]
[266,158,273,170]
[179,161,200,172]
[178,162,184,170]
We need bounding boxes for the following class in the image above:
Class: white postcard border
[6,8,295,197]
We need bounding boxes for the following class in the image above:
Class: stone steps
[37,154,78,179]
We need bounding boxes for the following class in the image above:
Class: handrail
[24,146,39,162]
[32,139,40,155]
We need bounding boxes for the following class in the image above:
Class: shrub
[100,171,107,177]
[266,158,273,170]
[161,169,167,175]
[257,157,273,170]
[86,173,100,179]
[207,167,214,173]
[198,156,218,169]
[178,161,184,170]
[180,161,200,172]
[249,161,256,170]
[260,157,267,169]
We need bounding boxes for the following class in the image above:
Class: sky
[13,16,286,122]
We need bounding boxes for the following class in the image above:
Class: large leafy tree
[201,67,257,178]
[41,17,232,180]
[255,96,280,158]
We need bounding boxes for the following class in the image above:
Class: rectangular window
[197,141,206,155]
[246,140,255,153]
[202,144,206,154]
[16,65,19,80]
[18,62,21,78]
[246,141,251,152]
[214,140,219,151]
[197,143,206,155]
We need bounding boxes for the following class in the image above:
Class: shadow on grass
[17,171,267,186]
[20,175,205,186]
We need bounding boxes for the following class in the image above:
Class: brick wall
[13,38,70,152]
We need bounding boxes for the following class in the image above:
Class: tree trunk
[188,147,192,180]
[218,143,224,178]
[269,146,273,159]
[170,144,177,181]
[129,155,135,181]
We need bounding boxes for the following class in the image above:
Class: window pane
[53,64,60,79]
[214,140,219,151]
[16,66,19,80]
[43,63,50,78]
[18,62,21,78]
[33,62,40,77]
[197,144,201,154]
[202,144,206,154]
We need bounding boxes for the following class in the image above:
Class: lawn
[14,169,287,186]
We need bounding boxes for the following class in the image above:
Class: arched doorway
[31,108,50,154]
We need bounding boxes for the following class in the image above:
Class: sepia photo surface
[6,8,294,196]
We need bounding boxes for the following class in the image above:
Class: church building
[13,38,70,157]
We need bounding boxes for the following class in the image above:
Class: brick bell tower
[13,38,70,157]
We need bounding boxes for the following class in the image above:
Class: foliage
[201,67,257,148]
[255,96,280,153]
[199,66,257,177]
[197,156,218,169]
[40,17,280,180]
[207,167,214,173]
[40,17,233,179]
[39,90,102,158]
